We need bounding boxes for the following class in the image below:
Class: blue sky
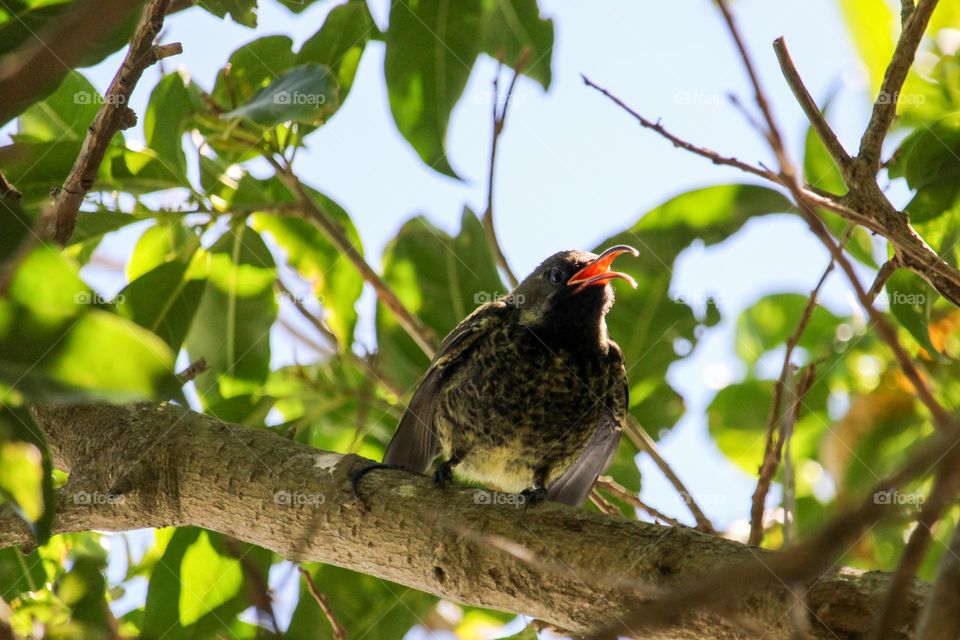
[5,0,900,632]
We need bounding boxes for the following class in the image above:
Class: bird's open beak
[567,245,639,292]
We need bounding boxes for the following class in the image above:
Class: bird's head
[510,245,638,337]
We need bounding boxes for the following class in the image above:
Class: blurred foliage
[0,0,959,637]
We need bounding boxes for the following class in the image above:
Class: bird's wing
[383,301,510,472]
[546,341,627,507]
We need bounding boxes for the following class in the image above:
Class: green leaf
[139,71,201,187]
[185,225,277,407]
[0,4,141,126]
[142,528,256,638]
[0,407,55,544]
[117,257,208,352]
[0,245,179,400]
[707,379,773,473]
[127,222,198,281]
[200,0,257,28]
[736,293,843,367]
[288,564,438,639]
[16,72,101,142]
[886,269,943,358]
[890,112,960,223]
[384,0,483,177]
[837,0,895,94]
[211,36,297,111]
[297,0,378,100]
[0,546,46,601]
[251,195,363,347]
[179,531,243,626]
[480,0,554,89]
[377,208,503,389]
[222,63,340,126]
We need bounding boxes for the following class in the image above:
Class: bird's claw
[433,462,454,488]
[521,486,547,509]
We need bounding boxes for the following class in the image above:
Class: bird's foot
[350,463,403,506]
[521,485,547,509]
[433,461,455,488]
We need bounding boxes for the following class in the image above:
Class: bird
[354,245,637,507]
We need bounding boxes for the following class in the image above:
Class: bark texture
[0,402,928,638]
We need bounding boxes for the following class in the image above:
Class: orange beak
[567,245,639,292]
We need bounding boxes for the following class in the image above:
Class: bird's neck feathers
[517,288,611,356]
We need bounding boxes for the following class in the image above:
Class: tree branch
[483,54,528,289]
[48,0,181,246]
[581,75,779,184]
[0,401,929,639]
[772,37,852,173]
[299,567,348,640]
[750,238,842,546]
[623,418,715,534]
[857,0,940,171]
[917,518,960,639]
[266,157,438,358]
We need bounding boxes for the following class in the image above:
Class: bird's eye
[547,267,565,286]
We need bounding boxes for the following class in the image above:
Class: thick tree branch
[48,0,181,246]
[0,401,928,639]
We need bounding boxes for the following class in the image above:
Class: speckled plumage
[383,249,631,507]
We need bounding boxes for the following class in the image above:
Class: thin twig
[869,468,959,640]
[595,476,681,527]
[772,37,852,173]
[623,417,715,533]
[857,0,940,171]
[49,0,181,245]
[266,156,438,359]
[588,488,621,516]
[917,516,960,640]
[483,52,529,289]
[593,427,960,638]
[782,366,817,548]
[299,567,347,640]
[581,75,779,184]
[749,234,843,546]
[709,0,952,432]
[276,278,406,398]
[867,257,901,303]
[176,358,208,384]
